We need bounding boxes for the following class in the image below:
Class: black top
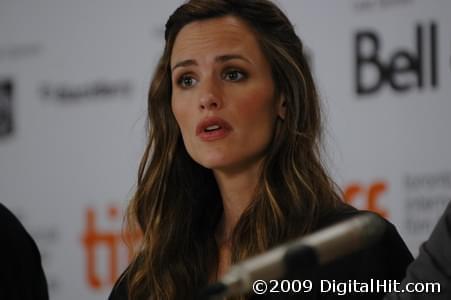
[252,206,413,300]
[383,201,451,300]
[109,204,413,299]
[0,203,49,300]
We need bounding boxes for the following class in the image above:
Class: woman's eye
[177,75,197,88]
[223,70,245,81]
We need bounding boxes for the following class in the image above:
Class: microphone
[203,213,386,298]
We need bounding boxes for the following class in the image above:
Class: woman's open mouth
[196,117,232,141]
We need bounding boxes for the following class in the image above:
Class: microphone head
[299,213,386,265]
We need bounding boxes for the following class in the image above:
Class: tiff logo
[0,79,13,137]
[81,205,141,289]
[344,180,388,218]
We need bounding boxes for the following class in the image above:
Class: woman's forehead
[170,16,263,68]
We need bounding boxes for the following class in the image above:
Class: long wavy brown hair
[123,0,343,299]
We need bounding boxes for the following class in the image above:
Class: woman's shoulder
[318,202,403,238]
[316,202,372,228]
[316,203,414,278]
[320,203,413,262]
[108,270,129,300]
[290,203,412,299]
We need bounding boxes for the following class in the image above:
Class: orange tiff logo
[344,180,388,218]
[81,205,141,289]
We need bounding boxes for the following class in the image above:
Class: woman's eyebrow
[172,54,251,72]
[215,54,251,64]
[172,59,197,71]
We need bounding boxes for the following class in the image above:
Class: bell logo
[81,205,141,289]
[344,181,388,218]
[355,22,438,95]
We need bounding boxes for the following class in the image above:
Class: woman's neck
[213,160,262,242]
[211,160,264,280]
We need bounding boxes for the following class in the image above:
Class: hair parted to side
[124,0,343,299]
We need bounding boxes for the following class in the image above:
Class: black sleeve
[384,201,451,300]
[0,203,49,300]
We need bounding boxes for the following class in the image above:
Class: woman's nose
[199,79,222,110]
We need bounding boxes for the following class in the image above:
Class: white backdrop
[1,0,450,299]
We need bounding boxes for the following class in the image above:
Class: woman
[109,0,413,299]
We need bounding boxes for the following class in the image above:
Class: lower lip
[198,128,231,141]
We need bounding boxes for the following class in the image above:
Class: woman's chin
[196,158,231,171]
[192,153,238,172]
[190,149,266,174]
[197,157,263,176]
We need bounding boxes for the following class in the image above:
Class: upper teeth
[205,125,220,131]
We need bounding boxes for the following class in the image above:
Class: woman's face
[170,16,283,174]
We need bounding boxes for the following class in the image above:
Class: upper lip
[196,116,232,135]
